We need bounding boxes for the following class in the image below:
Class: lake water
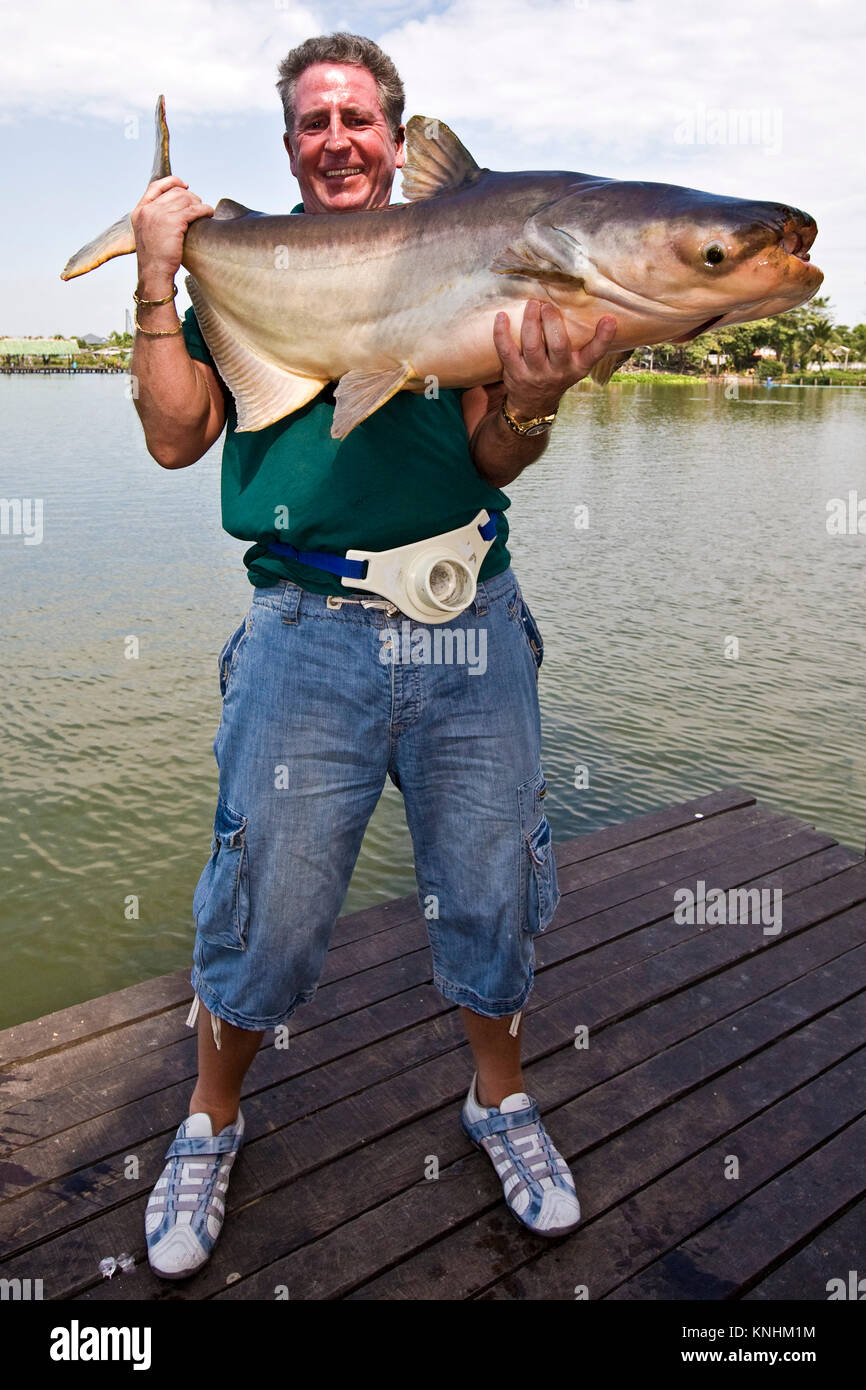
[1,374,863,1028]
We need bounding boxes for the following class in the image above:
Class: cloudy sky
[2,0,862,337]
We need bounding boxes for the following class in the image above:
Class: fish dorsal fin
[213,198,256,221]
[149,95,172,181]
[588,348,634,386]
[401,115,483,200]
[185,275,328,433]
[332,362,420,438]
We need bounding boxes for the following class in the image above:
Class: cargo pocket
[192,796,250,950]
[518,769,560,934]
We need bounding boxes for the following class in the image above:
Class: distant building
[81,332,108,346]
[0,337,78,363]
[753,346,777,359]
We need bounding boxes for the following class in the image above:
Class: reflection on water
[1,374,863,1026]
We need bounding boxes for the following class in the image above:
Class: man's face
[284,62,405,214]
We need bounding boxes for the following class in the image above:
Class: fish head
[535,179,823,340]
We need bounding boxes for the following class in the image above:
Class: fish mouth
[779,216,817,263]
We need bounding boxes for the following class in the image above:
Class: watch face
[524,421,551,435]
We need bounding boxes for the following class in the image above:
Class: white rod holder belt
[342,510,497,624]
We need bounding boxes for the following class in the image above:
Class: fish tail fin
[149,93,172,182]
[60,95,171,280]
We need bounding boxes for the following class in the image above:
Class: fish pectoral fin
[490,222,588,285]
[185,275,328,432]
[331,363,419,439]
[401,115,483,200]
[588,349,635,386]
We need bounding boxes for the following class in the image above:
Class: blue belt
[266,510,500,580]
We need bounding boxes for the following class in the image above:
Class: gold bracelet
[134,305,183,336]
[133,284,178,307]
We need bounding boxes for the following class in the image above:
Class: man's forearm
[130,274,216,469]
[469,400,552,488]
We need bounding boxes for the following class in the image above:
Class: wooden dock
[1,784,865,1302]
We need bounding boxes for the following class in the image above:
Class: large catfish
[62,97,822,438]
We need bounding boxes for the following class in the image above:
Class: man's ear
[283,131,297,176]
[394,124,406,170]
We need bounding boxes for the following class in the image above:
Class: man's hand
[462,303,619,489]
[130,174,214,298]
[494,301,618,420]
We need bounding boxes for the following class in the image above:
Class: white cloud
[0,0,321,121]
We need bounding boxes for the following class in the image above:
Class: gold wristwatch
[500,398,558,437]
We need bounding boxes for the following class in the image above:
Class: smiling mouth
[323,167,365,179]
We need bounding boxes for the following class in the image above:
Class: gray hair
[276,32,405,146]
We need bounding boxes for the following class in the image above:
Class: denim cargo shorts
[189,565,560,1029]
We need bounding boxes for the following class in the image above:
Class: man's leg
[392,567,579,1235]
[459,1006,524,1108]
[188,1006,264,1135]
[146,584,393,1278]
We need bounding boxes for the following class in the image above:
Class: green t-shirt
[181,228,512,595]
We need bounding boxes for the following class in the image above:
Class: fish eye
[701,240,727,267]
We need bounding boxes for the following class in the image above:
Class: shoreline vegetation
[606,369,866,387]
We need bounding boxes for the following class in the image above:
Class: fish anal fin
[60,214,135,280]
[332,363,419,439]
[401,115,483,200]
[588,348,634,386]
[186,275,328,432]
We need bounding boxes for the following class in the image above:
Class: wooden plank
[0,804,818,1125]
[605,1113,866,1300]
[528,857,866,1021]
[9,853,863,1298]
[741,1197,866,1300]
[543,784,758,867]
[0,971,191,1069]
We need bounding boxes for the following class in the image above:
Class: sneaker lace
[507,1120,565,1186]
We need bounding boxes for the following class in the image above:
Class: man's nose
[324,115,350,150]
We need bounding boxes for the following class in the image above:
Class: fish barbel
[61,97,823,437]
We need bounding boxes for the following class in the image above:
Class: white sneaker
[461,1073,580,1237]
[145,1109,244,1278]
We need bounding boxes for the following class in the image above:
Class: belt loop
[472,579,489,616]
[279,582,301,626]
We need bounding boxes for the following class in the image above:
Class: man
[132,32,617,1280]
